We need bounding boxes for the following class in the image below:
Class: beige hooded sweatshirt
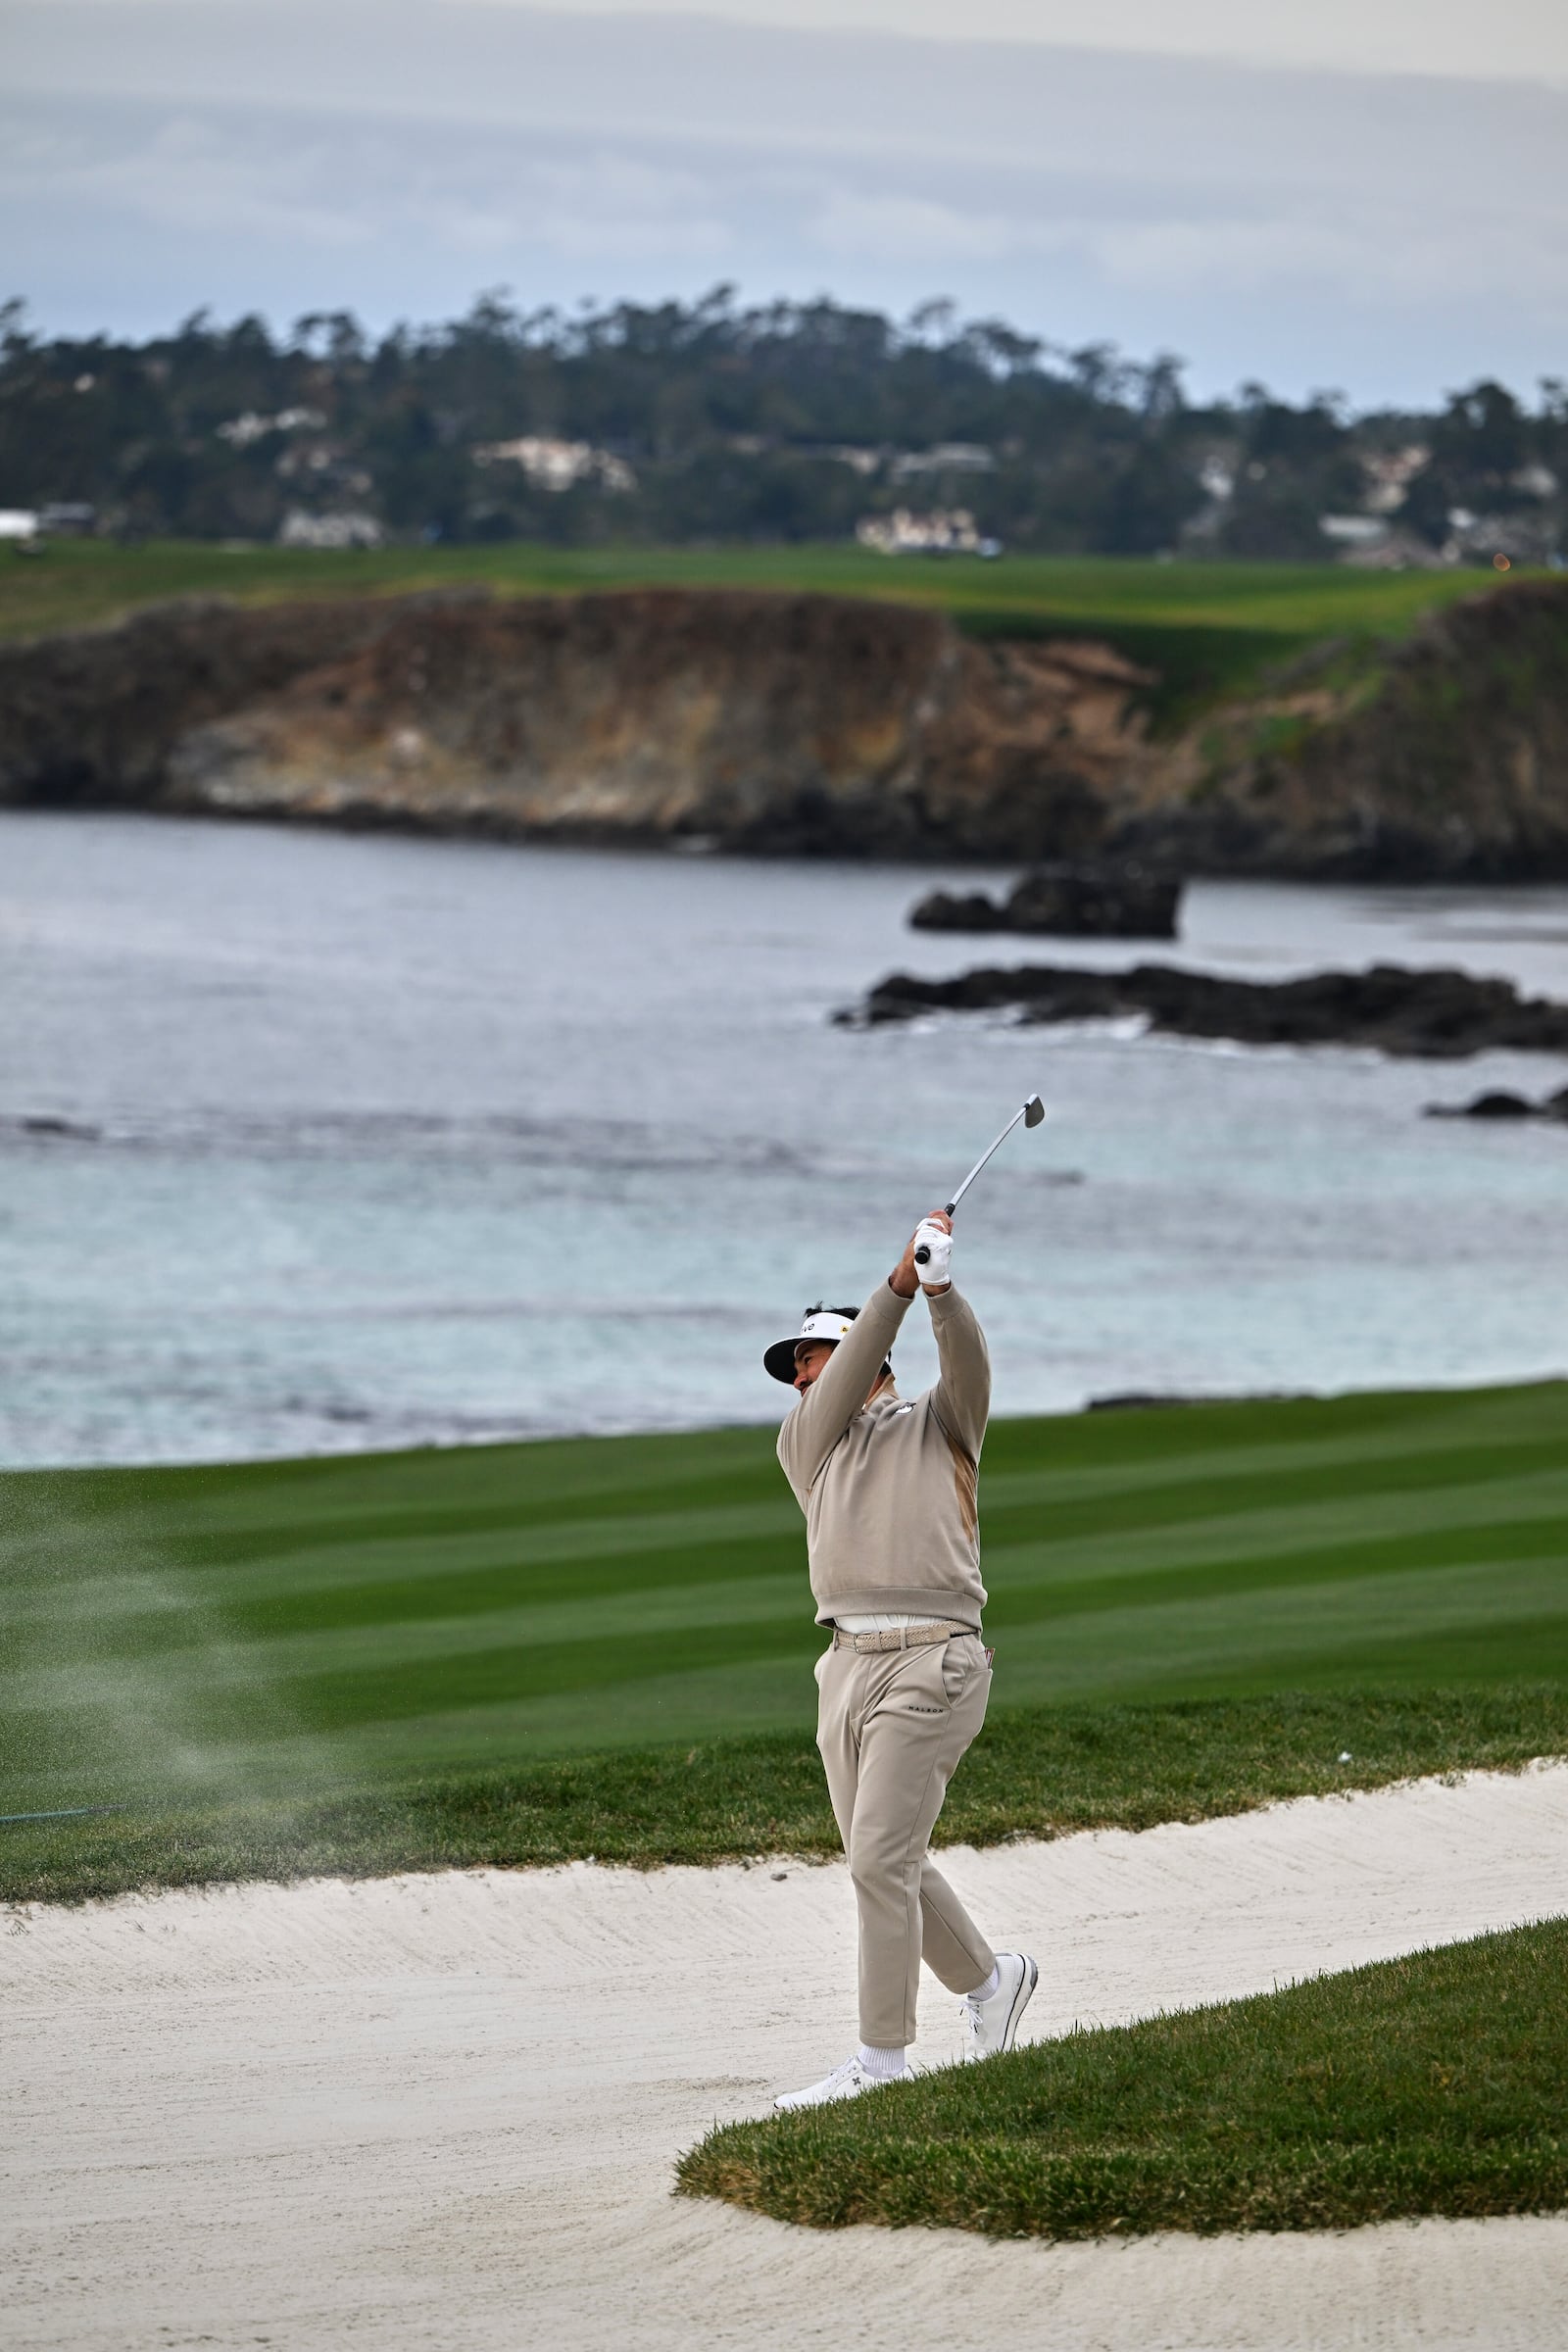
[775,1279,990,1629]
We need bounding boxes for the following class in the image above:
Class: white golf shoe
[773,2054,910,2110]
[960,1951,1038,2061]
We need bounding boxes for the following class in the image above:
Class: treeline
[1,289,1564,561]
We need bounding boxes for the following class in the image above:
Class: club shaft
[947,1105,1029,1214]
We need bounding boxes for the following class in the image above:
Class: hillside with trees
[1,290,1563,565]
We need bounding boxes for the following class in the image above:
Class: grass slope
[677,1919,1568,2239]
[0,542,1524,722]
[4,1382,1566,1898]
[6,1688,1566,1907]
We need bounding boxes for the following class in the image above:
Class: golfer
[764,1210,1037,2108]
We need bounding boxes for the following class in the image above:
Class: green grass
[677,1919,1568,2238]
[3,1381,1566,1899]
[0,540,1522,723]
[5,1687,1565,1907]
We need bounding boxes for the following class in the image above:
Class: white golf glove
[912,1218,953,1288]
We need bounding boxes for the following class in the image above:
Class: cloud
[454,0,1568,89]
[1085,209,1568,309]
[801,164,1567,320]
[0,104,731,268]
[520,154,734,259]
[809,193,1025,266]
[0,109,373,248]
[128,119,376,247]
[5,6,1565,401]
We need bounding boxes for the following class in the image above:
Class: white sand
[4,1763,1567,2351]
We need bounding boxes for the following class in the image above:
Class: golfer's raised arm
[928,1284,991,1461]
[778,1280,909,1490]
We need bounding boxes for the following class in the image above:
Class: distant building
[0,509,39,540]
[217,408,326,447]
[38,502,96,535]
[723,441,995,480]
[1319,513,1454,569]
[821,444,882,475]
[857,507,1001,557]
[277,509,383,550]
[889,443,997,480]
[1319,514,1391,551]
[1442,506,1557,566]
[1360,446,1430,514]
[471,436,636,494]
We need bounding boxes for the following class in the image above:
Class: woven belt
[831,1621,974,1654]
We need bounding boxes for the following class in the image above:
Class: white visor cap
[763,1307,858,1386]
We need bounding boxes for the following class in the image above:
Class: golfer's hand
[890,1210,952,1298]
[912,1216,953,1293]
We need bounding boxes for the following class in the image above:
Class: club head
[1023,1094,1045,1127]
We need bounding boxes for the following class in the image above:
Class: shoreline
[6,1365,1568,1476]
[5,570,1566,880]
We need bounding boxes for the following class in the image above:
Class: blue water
[3,808,1567,1467]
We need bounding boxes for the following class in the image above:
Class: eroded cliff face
[1110,580,1568,879]
[0,588,1152,861]
[4,578,1566,875]
[0,595,399,806]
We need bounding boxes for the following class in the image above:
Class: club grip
[911,1204,956,1267]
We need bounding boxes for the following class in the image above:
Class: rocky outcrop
[4,576,1566,877]
[0,589,1153,860]
[1424,1087,1568,1120]
[0,595,405,806]
[910,864,1181,938]
[1107,580,1568,880]
[840,961,1568,1059]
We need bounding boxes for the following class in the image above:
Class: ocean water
[3,808,1567,1468]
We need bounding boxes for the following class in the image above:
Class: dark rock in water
[1425,1091,1538,1119]
[1009,866,1181,938]
[12,1114,102,1141]
[909,864,1181,939]
[1426,1085,1568,1120]
[909,889,1004,932]
[839,959,1568,1060]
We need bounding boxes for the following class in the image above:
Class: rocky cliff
[4,578,1566,875]
[1109,579,1568,879]
[0,588,1152,861]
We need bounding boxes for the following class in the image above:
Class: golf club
[913,1094,1045,1263]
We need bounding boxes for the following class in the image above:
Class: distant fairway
[7,1382,1567,1819]
[0,540,1526,722]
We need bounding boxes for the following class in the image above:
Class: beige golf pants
[815,1633,996,2049]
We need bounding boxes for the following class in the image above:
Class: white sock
[857,2042,907,2079]
[969,1961,1001,2005]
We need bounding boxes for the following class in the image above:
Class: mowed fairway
[7,1381,1568,1817]
[0,540,1504,646]
[0,541,1529,723]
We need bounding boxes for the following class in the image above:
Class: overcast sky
[8,0,1566,405]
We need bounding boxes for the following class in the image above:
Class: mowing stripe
[4,1384,1565,1793]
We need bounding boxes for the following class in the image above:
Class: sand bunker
[5,1763,1567,2350]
